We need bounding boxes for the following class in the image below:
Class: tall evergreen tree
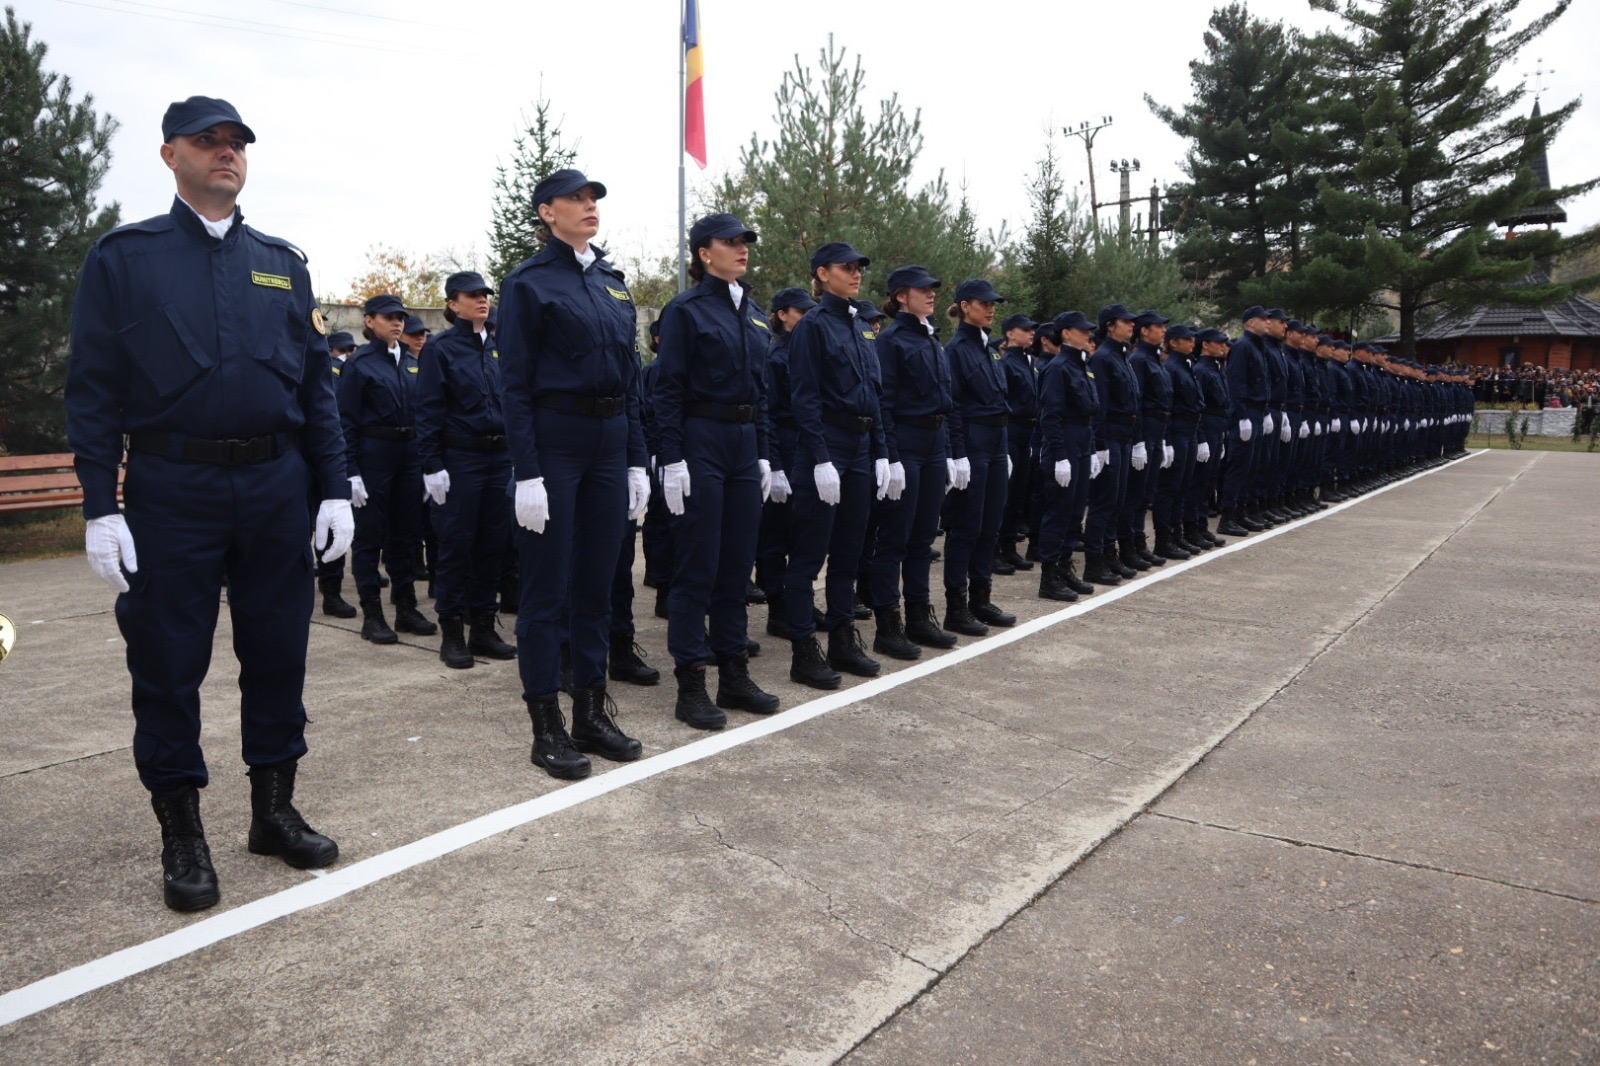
[710,41,993,297]
[0,7,120,453]
[1300,0,1598,353]
[1015,137,1087,321]
[487,99,577,286]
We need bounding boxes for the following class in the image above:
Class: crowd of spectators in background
[1468,366,1600,410]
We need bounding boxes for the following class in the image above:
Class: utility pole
[1110,158,1140,235]
[1064,117,1113,246]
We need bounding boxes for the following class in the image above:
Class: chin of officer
[64,96,351,912]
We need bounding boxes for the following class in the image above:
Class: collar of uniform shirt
[476,329,489,347]
[574,245,597,271]
[387,342,402,365]
[177,195,235,240]
[727,281,742,310]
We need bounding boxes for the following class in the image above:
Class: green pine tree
[486,99,577,286]
[0,6,120,454]
[1015,137,1088,321]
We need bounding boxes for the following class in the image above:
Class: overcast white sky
[18,0,1600,303]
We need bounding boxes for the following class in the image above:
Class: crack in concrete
[1,746,131,779]
[1148,811,1598,906]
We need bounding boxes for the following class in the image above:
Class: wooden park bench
[0,453,123,514]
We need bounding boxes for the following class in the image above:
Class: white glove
[1130,442,1148,471]
[1352,420,1363,436]
[1161,443,1174,469]
[1332,418,1342,433]
[627,466,650,522]
[758,459,772,503]
[1238,419,1253,442]
[1280,418,1292,443]
[1298,421,1310,440]
[1404,419,1412,431]
[1054,458,1072,487]
[1262,413,1274,436]
[1006,454,1014,478]
[950,457,972,491]
[423,469,450,506]
[887,461,906,501]
[874,457,891,501]
[85,514,137,593]
[769,470,791,503]
[349,475,368,508]
[814,461,841,506]
[1091,450,1108,479]
[313,499,354,563]
[650,454,657,473]
[662,460,691,516]
[515,477,549,533]
[1196,442,1211,463]
[1313,421,1323,437]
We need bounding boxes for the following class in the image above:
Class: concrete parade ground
[1,449,1596,1065]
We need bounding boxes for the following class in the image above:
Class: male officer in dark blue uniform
[415,271,517,669]
[66,96,350,912]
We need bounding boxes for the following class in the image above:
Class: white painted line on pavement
[0,451,1484,1028]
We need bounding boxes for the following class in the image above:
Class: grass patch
[1468,433,1600,453]
[0,509,86,563]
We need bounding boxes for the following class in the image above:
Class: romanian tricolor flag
[683,0,706,168]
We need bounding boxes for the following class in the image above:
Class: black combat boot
[1038,562,1078,602]
[247,760,339,869]
[904,600,958,648]
[998,540,1033,571]
[673,662,726,730]
[852,577,873,621]
[654,584,670,619]
[391,586,437,636]
[942,587,989,637]
[790,634,842,690]
[872,605,922,661]
[1060,552,1095,595]
[149,787,220,912]
[1189,519,1223,548]
[1217,509,1250,537]
[746,579,767,605]
[608,637,660,685]
[716,653,780,714]
[1154,528,1191,561]
[1118,539,1151,572]
[765,593,791,640]
[828,622,882,677]
[990,549,1016,576]
[360,598,398,644]
[319,576,357,618]
[570,683,642,761]
[469,610,516,659]
[1081,550,1122,586]
[1174,524,1206,555]
[970,582,1017,627]
[528,694,591,779]
[438,614,474,669]
[1135,531,1167,566]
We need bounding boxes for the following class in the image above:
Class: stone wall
[1473,408,1577,437]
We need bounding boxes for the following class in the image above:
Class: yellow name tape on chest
[252,271,292,290]
[606,286,631,302]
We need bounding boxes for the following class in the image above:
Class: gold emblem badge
[605,286,632,302]
[0,613,15,665]
[310,307,327,336]
[251,271,292,290]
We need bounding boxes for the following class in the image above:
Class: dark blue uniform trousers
[1084,439,1130,556]
[515,410,627,700]
[667,419,760,666]
[352,438,422,601]
[119,450,314,792]
[870,423,946,609]
[1154,423,1197,531]
[784,423,872,638]
[1119,416,1166,540]
[1037,443,1092,565]
[1003,425,1035,539]
[1221,420,1258,510]
[1188,418,1227,523]
[612,518,639,638]
[430,449,512,618]
[755,426,799,601]
[944,422,1007,591]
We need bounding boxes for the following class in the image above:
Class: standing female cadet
[498,169,650,780]
[1082,304,1142,586]
[414,270,517,669]
[339,293,437,644]
[1035,310,1101,600]
[652,213,780,730]
[869,264,956,655]
[755,287,813,636]
[783,241,890,690]
[942,279,1017,636]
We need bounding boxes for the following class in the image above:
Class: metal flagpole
[677,0,687,293]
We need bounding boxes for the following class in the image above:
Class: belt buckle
[220,438,253,463]
[735,404,753,421]
[597,397,621,417]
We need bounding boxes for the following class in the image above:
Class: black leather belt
[1204,406,1228,417]
[443,432,508,452]
[773,416,800,430]
[897,413,946,430]
[1288,404,1305,413]
[1060,415,1092,426]
[967,414,1008,428]
[686,401,756,424]
[1011,416,1038,428]
[129,429,297,465]
[1109,413,1138,426]
[1141,408,1171,419]
[534,392,626,418]
[822,409,873,433]
[360,425,415,441]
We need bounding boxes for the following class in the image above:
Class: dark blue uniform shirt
[1130,341,1173,414]
[1038,345,1102,463]
[65,197,345,517]
[1225,332,1271,416]
[1195,356,1232,415]
[496,237,647,480]
[652,276,771,466]
[999,346,1040,422]
[945,322,1009,459]
[787,292,886,464]
[875,312,952,464]
[338,341,419,479]
[1089,338,1141,444]
[1264,336,1289,407]
[414,320,504,475]
[1165,351,1205,421]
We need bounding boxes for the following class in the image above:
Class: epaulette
[245,225,309,264]
[96,214,176,245]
